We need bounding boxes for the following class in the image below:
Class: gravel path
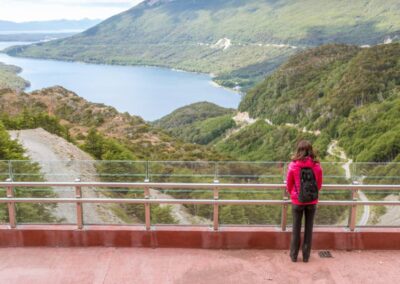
[9,128,125,225]
[327,140,370,226]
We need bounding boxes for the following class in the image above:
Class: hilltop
[153,102,236,144]
[6,0,400,90]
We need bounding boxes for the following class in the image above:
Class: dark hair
[291,140,318,162]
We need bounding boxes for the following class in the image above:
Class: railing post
[348,187,358,231]
[75,178,83,229]
[6,178,16,229]
[144,180,151,231]
[281,185,288,231]
[213,179,219,231]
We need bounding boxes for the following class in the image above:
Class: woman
[286,140,323,263]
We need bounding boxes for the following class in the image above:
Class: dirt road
[327,140,370,226]
[9,128,124,224]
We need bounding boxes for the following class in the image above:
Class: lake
[0,42,240,121]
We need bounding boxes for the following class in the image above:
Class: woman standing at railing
[286,140,323,263]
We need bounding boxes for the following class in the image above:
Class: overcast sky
[0,0,144,22]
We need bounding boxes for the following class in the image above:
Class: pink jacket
[286,157,323,205]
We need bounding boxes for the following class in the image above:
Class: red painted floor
[0,248,399,283]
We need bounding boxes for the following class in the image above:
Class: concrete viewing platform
[0,247,399,283]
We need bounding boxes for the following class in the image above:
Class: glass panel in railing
[217,162,285,184]
[148,161,215,183]
[14,186,74,224]
[82,186,145,225]
[313,186,352,226]
[320,162,351,184]
[78,160,147,225]
[0,160,11,181]
[9,160,72,224]
[88,160,147,182]
[354,162,400,185]
[219,186,283,226]
[9,160,44,182]
[149,186,213,226]
[358,188,400,226]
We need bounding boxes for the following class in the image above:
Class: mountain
[239,43,400,162]
[6,0,400,90]
[0,19,101,32]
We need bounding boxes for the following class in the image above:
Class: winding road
[327,140,370,226]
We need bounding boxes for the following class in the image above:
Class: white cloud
[0,0,144,22]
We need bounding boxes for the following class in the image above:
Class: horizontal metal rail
[1,198,400,206]
[1,181,400,231]
[1,182,400,190]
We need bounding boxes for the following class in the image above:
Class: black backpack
[298,167,318,203]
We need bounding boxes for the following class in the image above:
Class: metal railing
[2,160,400,183]
[1,180,400,232]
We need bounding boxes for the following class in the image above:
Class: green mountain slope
[7,0,400,90]
[215,120,317,161]
[239,43,400,162]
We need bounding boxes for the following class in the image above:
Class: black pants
[290,204,317,260]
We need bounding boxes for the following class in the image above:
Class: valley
[0,0,399,227]
[0,50,240,121]
[6,0,400,90]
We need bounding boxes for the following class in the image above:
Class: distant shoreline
[2,43,242,96]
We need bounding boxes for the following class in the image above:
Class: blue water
[0,42,240,121]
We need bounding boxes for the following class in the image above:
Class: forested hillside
[239,43,400,162]
[154,103,328,160]
[7,0,400,90]
[153,102,236,144]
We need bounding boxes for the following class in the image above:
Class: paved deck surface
[0,248,398,283]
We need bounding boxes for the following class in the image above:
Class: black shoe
[291,257,297,262]
[303,258,309,263]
